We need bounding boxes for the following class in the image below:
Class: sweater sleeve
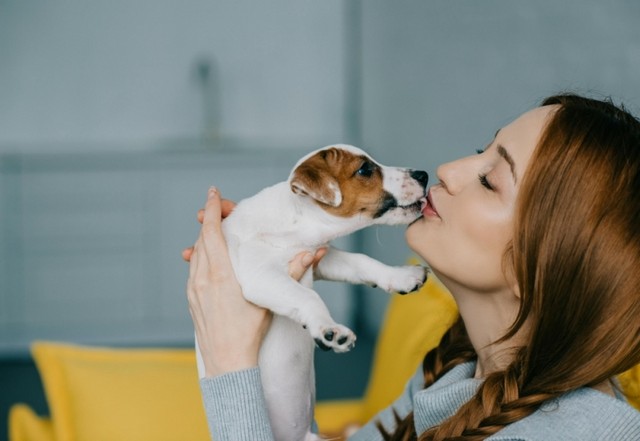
[199,367,275,441]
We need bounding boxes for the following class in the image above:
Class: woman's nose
[436,157,473,194]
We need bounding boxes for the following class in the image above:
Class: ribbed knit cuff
[200,367,275,441]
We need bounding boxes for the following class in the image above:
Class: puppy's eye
[356,161,375,178]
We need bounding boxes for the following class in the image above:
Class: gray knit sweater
[199,361,640,440]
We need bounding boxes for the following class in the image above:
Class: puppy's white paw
[373,265,428,294]
[308,322,356,353]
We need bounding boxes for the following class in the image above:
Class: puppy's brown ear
[290,163,342,207]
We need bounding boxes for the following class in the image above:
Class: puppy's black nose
[410,170,429,187]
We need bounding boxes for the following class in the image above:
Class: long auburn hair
[380,94,640,440]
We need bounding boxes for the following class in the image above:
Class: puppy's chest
[224,223,313,250]
[224,212,328,251]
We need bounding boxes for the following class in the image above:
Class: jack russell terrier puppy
[196,144,429,441]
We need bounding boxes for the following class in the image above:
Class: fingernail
[301,253,314,267]
[208,186,218,198]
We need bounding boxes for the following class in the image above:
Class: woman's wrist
[204,352,260,378]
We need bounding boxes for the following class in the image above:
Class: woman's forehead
[498,106,556,172]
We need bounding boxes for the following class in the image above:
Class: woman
[184,94,640,440]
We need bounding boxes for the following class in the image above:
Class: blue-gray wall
[357,1,640,330]
[0,0,346,151]
[1,0,640,405]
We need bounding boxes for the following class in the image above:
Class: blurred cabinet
[0,149,355,357]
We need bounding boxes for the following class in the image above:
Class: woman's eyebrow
[491,129,517,183]
[497,144,517,183]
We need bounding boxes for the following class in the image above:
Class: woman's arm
[184,187,325,440]
[199,367,275,441]
[186,187,271,377]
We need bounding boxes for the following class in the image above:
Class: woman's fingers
[221,199,236,217]
[182,247,193,262]
[188,189,223,283]
[196,198,236,224]
[314,246,329,264]
[288,247,328,281]
[187,239,202,286]
[200,188,235,277]
[186,196,236,262]
[188,187,227,275]
[186,187,272,377]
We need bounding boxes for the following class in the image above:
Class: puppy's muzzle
[374,169,429,218]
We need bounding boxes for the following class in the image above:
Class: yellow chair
[314,276,458,437]
[9,277,640,441]
[9,405,53,441]
[10,344,210,441]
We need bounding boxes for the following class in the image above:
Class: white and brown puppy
[196,144,429,441]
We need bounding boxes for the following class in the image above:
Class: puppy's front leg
[234,245,356,352]
[315,247,428,294]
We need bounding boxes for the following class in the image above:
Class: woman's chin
[405,222,426,256]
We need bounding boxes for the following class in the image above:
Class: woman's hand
[184,187,325,377]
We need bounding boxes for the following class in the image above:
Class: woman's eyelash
[476,148,494,189]
[478,174,493,190]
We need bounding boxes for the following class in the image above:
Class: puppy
[196,144,429,441]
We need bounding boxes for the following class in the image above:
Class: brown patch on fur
[290,147,385,218]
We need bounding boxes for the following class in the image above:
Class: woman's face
[406,106,555,293]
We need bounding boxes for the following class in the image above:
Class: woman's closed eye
[475,149,495,190]
[478,174,494,190]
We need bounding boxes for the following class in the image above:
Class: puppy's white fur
[196,145,428,441]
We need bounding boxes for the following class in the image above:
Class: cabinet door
[0,168,10,329]
[10,167,154,345]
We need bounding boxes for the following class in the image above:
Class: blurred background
[1,1,639,439]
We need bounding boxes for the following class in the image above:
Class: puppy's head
[289,144,428,225]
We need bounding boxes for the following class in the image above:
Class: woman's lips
[422,189,440,218]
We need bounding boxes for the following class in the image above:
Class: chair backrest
[361,276,458,420]
[619,364,640,410]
